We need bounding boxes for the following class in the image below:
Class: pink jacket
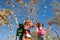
[37,27,45,35]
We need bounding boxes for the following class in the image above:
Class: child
[36,22,46,40]
[16,24,24,40]
[23,19,36,40]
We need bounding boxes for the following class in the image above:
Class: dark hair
[25,29,30,32]
[36,22,44,27]
[18,24,24,28]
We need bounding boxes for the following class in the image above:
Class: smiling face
[24,19,32,26]
[40,23,43,27]
[36,22,44,27]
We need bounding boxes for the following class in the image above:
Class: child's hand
[30,20,37,28]
[48,22,53,26]
[34,20,37,26]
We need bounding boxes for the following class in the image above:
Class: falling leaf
[16,0,22,2]
[17,0,37,7]
[5,1,10,5]
[12,0,14,4]
[48,21,54,26]
[5,9,13,16]
[29,0,37,5]
[28,7,38,15]
[16,0,25,6]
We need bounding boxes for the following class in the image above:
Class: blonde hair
[24,19,32,26]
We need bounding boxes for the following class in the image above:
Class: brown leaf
[5,1,10,5]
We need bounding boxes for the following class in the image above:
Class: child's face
[24,19,32,25]
[40,23,42,27]
[25,21,32,26]
[37,23,43,27]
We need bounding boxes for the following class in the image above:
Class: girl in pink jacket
[23,19,36,40]
[36,22,46,40]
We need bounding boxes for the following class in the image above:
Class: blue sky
[0,0,60,40]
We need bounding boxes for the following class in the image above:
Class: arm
[30,20,37,28]
[44,25,52,32]
[16,28,19,36]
